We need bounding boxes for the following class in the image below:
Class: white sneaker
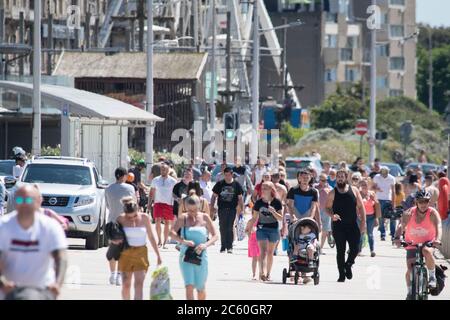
[116,273,122,286]
[109,272,116,285]
[429,276,437,288]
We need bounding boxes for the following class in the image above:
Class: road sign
[355,120,368,136]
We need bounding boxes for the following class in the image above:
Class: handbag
[183,217,202,266]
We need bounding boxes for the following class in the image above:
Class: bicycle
[401,240,434,301]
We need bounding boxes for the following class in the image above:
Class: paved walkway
[60,226,450,300]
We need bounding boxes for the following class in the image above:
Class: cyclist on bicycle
[394,189,442,300]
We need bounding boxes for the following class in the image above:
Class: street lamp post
[145,0,154,175]
[32,0,42,156]
[250,0,259,165]
[428,26,433,112]
[368,0,377,164]
[209,0,217,131]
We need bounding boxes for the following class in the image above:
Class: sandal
[259,274,267,281]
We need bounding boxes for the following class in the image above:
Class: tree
[417,44,450,114]
[417,24,450,114]
[311,93,364,132]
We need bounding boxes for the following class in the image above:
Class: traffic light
[376,132,388,140]
[224,112,236,141]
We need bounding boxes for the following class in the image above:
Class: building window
[341,48,353,61]
[380,13,389,25]
[325,34,338,48]
[377,44,390,57]
[326,12,338,23]
[29,0,34,10]
[390,57,405,70]
[345,67,359,82]
[390,89,404,97]
[377,76,389,89]
[390,25,404,38]
[390,0,405,6]
[339,0,349,19]
[325,69,337,82]
[346,36,358,49]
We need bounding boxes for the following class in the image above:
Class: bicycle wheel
[411,267,419,300]
[420,267,429,300]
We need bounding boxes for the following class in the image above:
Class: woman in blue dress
[170,191,218,300]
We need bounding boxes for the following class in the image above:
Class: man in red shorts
[149,163,178,248]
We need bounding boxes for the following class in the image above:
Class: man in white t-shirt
[0,185,68,300]
[105,167,136,286]
[149,163,178,248]
[372,167,396,241]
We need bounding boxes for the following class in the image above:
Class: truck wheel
[85,222,100,250]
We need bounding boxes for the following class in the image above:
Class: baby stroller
[282,218,320,285]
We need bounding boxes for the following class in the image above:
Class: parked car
[7,156,109,250]
[285,157,323,181]
[405,162,440,175]
[0,160,15,185]
[381,163,405,178]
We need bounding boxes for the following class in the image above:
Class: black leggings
[218,209,236,251]
[332,223,361,275]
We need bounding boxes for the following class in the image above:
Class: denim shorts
[256,227,280,243]
[320,209,332,232]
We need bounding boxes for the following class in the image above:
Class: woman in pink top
[359,179,380,257]
[395,190,442,299]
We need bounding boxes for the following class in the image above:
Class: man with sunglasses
[0,185,68,300]
[394,190,442,299]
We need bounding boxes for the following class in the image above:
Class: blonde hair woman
[117,196,162,300]
[170,193,218,300]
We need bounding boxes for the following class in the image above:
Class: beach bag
[361,233,368,249]
[150,266,173,300]
[236,214,246,241]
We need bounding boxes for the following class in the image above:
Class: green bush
[311,93,364,132]
[280,122,308,145]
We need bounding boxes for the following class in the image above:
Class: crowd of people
[0,153,447,300]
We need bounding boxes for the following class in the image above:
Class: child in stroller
[282,218,320,285]
[291,224,318,268]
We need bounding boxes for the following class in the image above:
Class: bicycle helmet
[414,189,432,201]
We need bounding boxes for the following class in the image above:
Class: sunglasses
[417,199,430,204]
[320,179,327,182]
[15,196,34,205]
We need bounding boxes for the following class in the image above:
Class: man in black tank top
[325,169,367,282]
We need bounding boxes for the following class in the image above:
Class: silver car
[7,157,109,250]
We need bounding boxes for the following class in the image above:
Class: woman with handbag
[170,192,218,300]
[116,197,162,300]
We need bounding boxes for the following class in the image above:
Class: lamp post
[145,0,154,176]
[250,0,259,165]
[32,0,42,156]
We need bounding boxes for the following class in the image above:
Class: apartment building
[354,0,417,99]
[261,0,416,108]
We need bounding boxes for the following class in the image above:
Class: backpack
[430,265,447,296]
[105,221,126,241]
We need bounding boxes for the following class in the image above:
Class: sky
[416,0,450,27]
